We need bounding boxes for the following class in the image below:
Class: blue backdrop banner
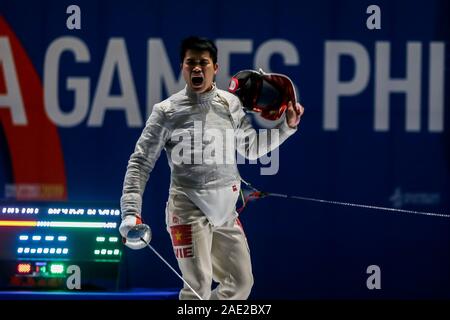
[0,0,449,299]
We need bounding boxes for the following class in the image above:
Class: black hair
[180,36,218,64]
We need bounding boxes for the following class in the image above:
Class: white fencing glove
[119,215,142,238]
[119,215,148,249]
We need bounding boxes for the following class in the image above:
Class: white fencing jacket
[121,84,297,226]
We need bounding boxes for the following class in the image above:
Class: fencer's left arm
[227,94,299,160]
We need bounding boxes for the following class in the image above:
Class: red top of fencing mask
[228,69,297,120]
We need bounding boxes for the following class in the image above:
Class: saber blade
[141,238,203,300]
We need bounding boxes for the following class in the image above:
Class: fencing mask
[228,68,298,120]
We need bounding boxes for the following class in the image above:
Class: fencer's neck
[186,83,217,103]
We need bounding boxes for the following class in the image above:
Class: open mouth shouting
[191,73,204,89]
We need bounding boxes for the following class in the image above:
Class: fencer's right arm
[120,102,172,222]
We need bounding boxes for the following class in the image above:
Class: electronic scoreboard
[0,202,123,290]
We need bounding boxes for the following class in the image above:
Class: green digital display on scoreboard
[0,202,123,290]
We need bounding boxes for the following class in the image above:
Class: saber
[126,224,203,300]
[142,240,204,300]
[239,179,450,219]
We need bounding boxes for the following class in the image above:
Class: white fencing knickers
[165,193,254,300]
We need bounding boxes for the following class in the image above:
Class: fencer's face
[182,50,218,93]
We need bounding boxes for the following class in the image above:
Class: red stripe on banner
[0,16,67,200]
[170,224,192,246]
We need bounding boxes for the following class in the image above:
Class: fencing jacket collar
[185,83,217,103]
